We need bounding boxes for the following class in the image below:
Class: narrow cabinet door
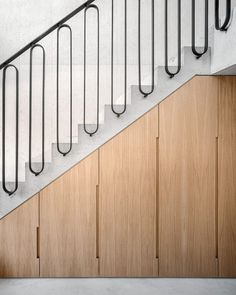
[99,107,159,277]
[159,77,218,277]
[0,195,39,277]
[218,77,236,277]
[40,152,99,277]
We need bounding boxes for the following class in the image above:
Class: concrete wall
[0,0,217,65]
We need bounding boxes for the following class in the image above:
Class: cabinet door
[99,107,159,277]
[159,77,218,277]
[218,77,236,277]
[40,152,99,277]
[0,196,39,277]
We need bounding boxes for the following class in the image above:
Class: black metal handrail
[1,1,95,195]
[0,0,95,70]
[138,0,155,97]
[29,44,45,176]
[192,0,209,59]
[111,0,127,117]
[215,0,231,31]
[0,0,220,196]
[83,4,100,136]
[56,25,73,156]
[2,65,19,195]
[165,0,182,78]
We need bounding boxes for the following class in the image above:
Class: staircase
[0,0,235,218]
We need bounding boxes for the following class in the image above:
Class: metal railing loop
[111,0,127,117]
[83,4,100,136]
[192,0,209,59]
[2,64,19,195]
[56,24,73,156]
[138,0,155,97]
[215,0,231,31]
[29,44,45,176]
[165,0,182,78]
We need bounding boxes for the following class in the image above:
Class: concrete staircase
[0,46,212,218]
[1,1,236,218]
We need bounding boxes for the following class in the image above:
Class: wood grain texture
[2,76,236,279]
[159,76,218,277]
[99,106,159,277]
[0,196,39,278]
[40,152,99,277]
[218,76,236,277]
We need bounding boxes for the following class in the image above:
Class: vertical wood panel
[40,152,99,277]
[99,106,159,277]
[0,196,39,277]
[218,76,236,277]
[159,76,218,277]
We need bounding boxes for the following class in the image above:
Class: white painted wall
[0,0,234,181]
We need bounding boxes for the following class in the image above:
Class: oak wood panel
[218,76,236,277]
[159,76,218,277]
[40,152,99,277]
[0,196,39,277]
[99,106,159,277]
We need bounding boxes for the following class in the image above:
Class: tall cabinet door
[159,77,218,277]
[0,195,39,277]
[218,77,236,277]
[99,107,159,277]
[40,152,99,277]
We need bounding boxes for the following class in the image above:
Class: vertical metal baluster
[2,65,19,195]
[57,24,73,156]
[84,4,100,136]
[138,0,154,97]
[29,44,45,176]
[165,0,181,78]
[192,0,209,59]
[111,0,127,117]
[215,0,231,31]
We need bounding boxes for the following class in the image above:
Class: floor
[0,279,236,295]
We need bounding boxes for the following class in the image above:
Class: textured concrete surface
[0,279,236,295]
[0,47,211,218]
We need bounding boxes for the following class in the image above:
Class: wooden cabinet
[99,107,159,277]
[218,77,236,277]
[39,152,99,277]
[158,77,218,277]
[1,76,236,278]
[0,196,39,277]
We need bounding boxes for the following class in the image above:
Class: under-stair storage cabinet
[0,196,39,277]
[39,152,99,277]
[218,77,236,277]
[1,76,236,278]
[99,107,159,277]
[158,77,218,277]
